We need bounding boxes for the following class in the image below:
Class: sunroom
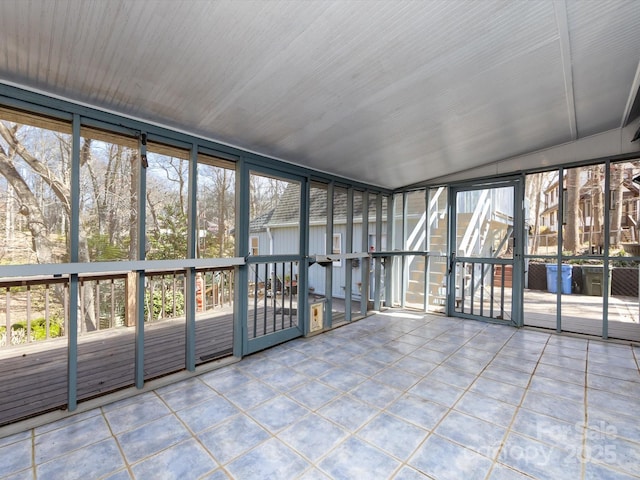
[1,1,640,479]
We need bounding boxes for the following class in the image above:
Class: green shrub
[144,288,185,321]
[2,316,64,344]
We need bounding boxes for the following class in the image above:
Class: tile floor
[1,311,640,480]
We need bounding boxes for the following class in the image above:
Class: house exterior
[250,185,388,299]
[538,164,640,249]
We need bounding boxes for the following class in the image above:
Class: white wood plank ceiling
[0,0,639,189]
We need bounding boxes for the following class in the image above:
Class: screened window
[249,171,300,255]
[79,127,138,262]
[197,154,236,258]
[146,142,190,260]
[0,108,72,264]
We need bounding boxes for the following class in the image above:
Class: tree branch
[0,122,71,217]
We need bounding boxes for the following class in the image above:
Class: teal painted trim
[138,135,147,260]
[134,134,147,389]
[186,145,198,371]
[512,176,525,327]
[0,258,243,278]
[360,191,369,317]
[247,254,301,263]
[448,179,522,324]
[373,250,429,257]
[401,192,407,309]
[454,311,517,327]
[135,271,145,388]
[185,268,196,371]
[70,115,80,263]
[402,153,640,192]
[446,188,455,316]
[67,114,81,411]
[235,157,249,357]
[454,256,517,265]
[374,194,383,310]
[300,178,310,335]
[198,145,240,162]
[147,132,193,152]
[385,195,393,306]
[0,94,73,121]
[246,326,302,355]
[81,116,139,138]
[245,160,313,188]
[423,188,429,311]
[0,84,240,160]
[556,167,564,333]
[345,188,354,322]
[67,274,78,411]
[392,193,398,307]
[445,176,523,192]
[603,160,611,339]
[325,182,334,327]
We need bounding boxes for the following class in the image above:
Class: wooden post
[126,271,137,327]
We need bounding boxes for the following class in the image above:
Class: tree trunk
[610,163,624,247]
[564,169,580,253]
[591,166,604,249]
[0,150,54,263]
[217,169,228,257]
[527,174,543,254]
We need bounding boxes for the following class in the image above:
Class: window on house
[331,232,342,267]
[250,235,259,256]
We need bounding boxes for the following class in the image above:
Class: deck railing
[1,275,69,347]
[248,261,298,339]
[0,266,235,349]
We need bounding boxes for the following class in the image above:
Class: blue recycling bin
[546,264,572,294]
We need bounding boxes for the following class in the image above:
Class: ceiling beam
[554,0,578,141]
[621,59,640,128]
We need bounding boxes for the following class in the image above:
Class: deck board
[523,289,640,341]
[1,297,339,425]
[0,312,234,427]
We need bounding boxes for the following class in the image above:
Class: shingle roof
[249,209,274,233]
[264,184,388,228]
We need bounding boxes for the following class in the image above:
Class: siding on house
[250,184,391,299]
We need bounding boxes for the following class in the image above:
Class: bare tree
[610,163,624,247]
[590,165,604,249]
[564,168,580,253]
[0,122,143,330]
[526,173,543,255]
[0,122,70,263]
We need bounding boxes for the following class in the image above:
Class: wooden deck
[0,311,234,427]
[453,287,640,341]
[6,288,633,428]
[0,294,365,427]
[523,289,640,341]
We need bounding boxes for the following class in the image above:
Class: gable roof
[264,184,389,228]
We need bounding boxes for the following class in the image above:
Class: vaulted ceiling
[1,0,639,189]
